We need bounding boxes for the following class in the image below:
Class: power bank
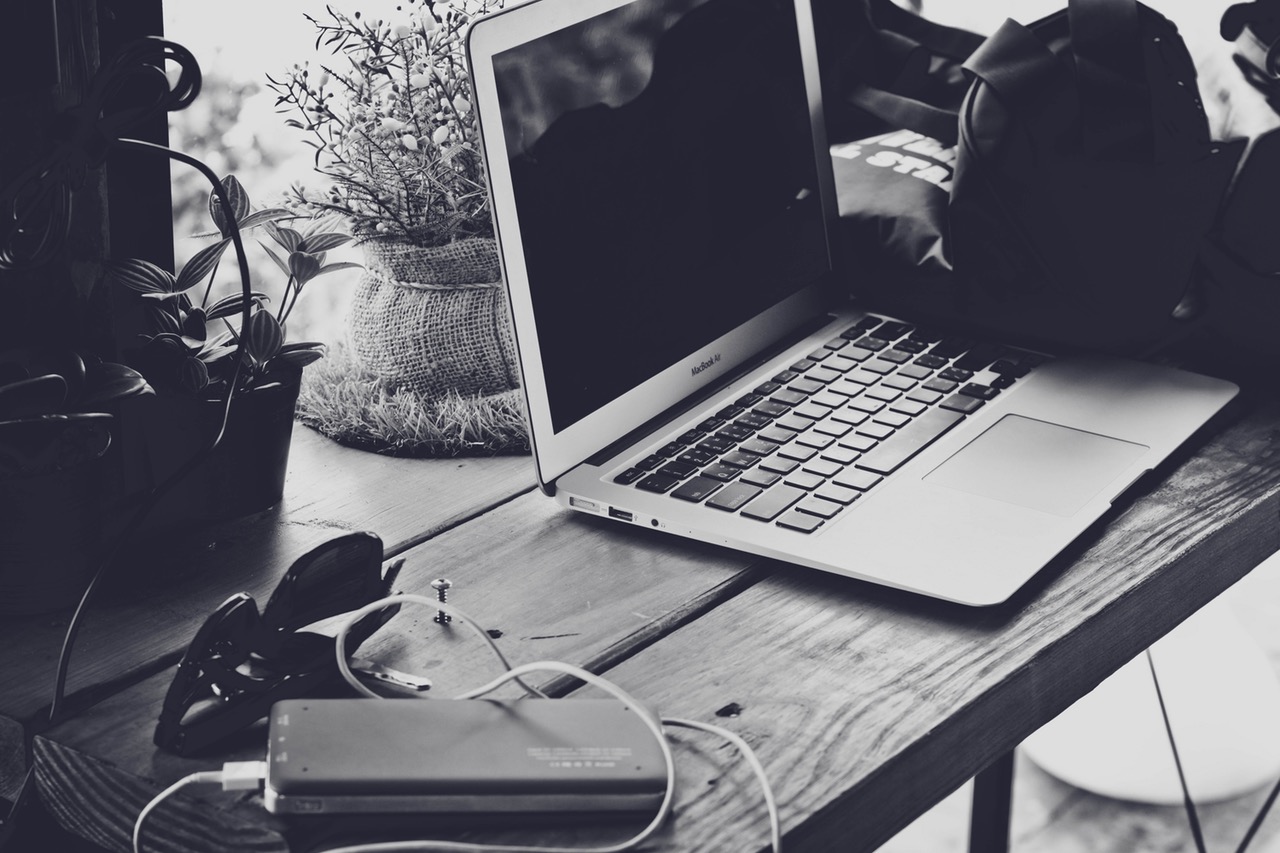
[263,698,667,816]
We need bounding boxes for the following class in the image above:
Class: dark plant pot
[0,414,113,615]
[110,370,302,533]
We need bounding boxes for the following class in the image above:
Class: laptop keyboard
[611,316,1046,533]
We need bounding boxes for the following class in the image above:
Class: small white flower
[393,23,412,39]
[410,73,431,89]
[379,117,405,134]
[401,134,420,151]
[453,95,471,115]
[432,125,451,145]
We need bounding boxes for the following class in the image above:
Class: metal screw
[431,578,452,624]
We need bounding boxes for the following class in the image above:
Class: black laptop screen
[493,0,828,434]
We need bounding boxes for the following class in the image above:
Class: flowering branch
[268,0,501,246]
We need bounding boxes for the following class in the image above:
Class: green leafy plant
[108,176,359,396]
[267,0,502,246]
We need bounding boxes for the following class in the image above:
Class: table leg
[968,750,1015,853]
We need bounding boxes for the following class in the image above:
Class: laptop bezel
[466,0,843,493]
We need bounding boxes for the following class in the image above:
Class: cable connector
[220,760,267,791]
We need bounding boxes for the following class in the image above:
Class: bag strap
[867,0,985,61]
[836,0,986,146]
[846,83,962,145]
[1068,0,1153,159]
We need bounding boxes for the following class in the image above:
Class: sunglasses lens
[261,531,384,632]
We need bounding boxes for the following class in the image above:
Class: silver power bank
[264,698,667,816]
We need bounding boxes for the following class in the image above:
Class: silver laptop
[466,0,1238,606]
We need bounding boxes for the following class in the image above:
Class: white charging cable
[132,761,266,853]
[133,594,781,853]
[328,594,782,853]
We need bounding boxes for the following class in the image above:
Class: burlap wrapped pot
[347,236,520,398]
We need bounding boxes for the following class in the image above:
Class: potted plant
[0,351,151,613]
[106,176,356,529]
[268,0,517,400]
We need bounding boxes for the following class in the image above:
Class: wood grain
[29,399,1280,853]
[571,399,1280,852]
[35,490,766,852]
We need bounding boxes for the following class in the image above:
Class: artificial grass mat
[295,344,530,458]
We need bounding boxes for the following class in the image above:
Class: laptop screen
[491,0,829,434]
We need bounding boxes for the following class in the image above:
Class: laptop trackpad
[923,415,1149,517]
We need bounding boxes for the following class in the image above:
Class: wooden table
[5,376,1280,853]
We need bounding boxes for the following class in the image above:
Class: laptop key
[789,378,824,396]
[736,411,773,430]
[741,485,807,521]
[816,483,861,504]
[678,447,716,465]
[721,451,759,468]
[940,394,984,414]
[834,468,883,491]
[672,476,723,503]
[739,439,777,457]
[707,481,764,511]
[776,509,825,532]
[614,468,645,485]
[757,455,798,473]
[768,390,806,406]
[785,471,826,491]
[757,427,794,444]
[701,463,741,482]
[854,408,965,474]
[659,460,698,478]
[740,469,781,489]
[797,496,843,519]
[637,472,682,493]
[699,434,737,454]
[959,383,999,400]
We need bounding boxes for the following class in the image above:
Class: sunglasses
[154,531,414,755]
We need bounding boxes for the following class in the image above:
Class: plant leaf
[107,259,175,294]
[288,251,321,285]
[238,208,295,231]
[258,241,292,277]
[298,232,352,253]
[182,308,208,342]
[270,224,304,253]
[79,363,153,407]
[246,310,284,364]
[316,261,364,278]
[145,303,182,335]
[277,341,326,354]
[205,291,270,322]
[209,175,251,237]
[271,346,326,369]
[179,357,210,393]
[174,238,231,293]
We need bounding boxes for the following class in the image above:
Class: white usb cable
[134,594,781,853]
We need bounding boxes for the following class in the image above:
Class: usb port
[608,507,634,522]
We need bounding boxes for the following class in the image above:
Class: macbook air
[465,0,1238,606]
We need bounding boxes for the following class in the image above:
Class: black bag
[822,0,1247,355]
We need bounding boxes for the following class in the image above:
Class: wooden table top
[6,381,1280,852]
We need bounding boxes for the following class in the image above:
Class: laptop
[465,0,1238,606]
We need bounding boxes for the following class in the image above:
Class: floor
[878,551,1280,853]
